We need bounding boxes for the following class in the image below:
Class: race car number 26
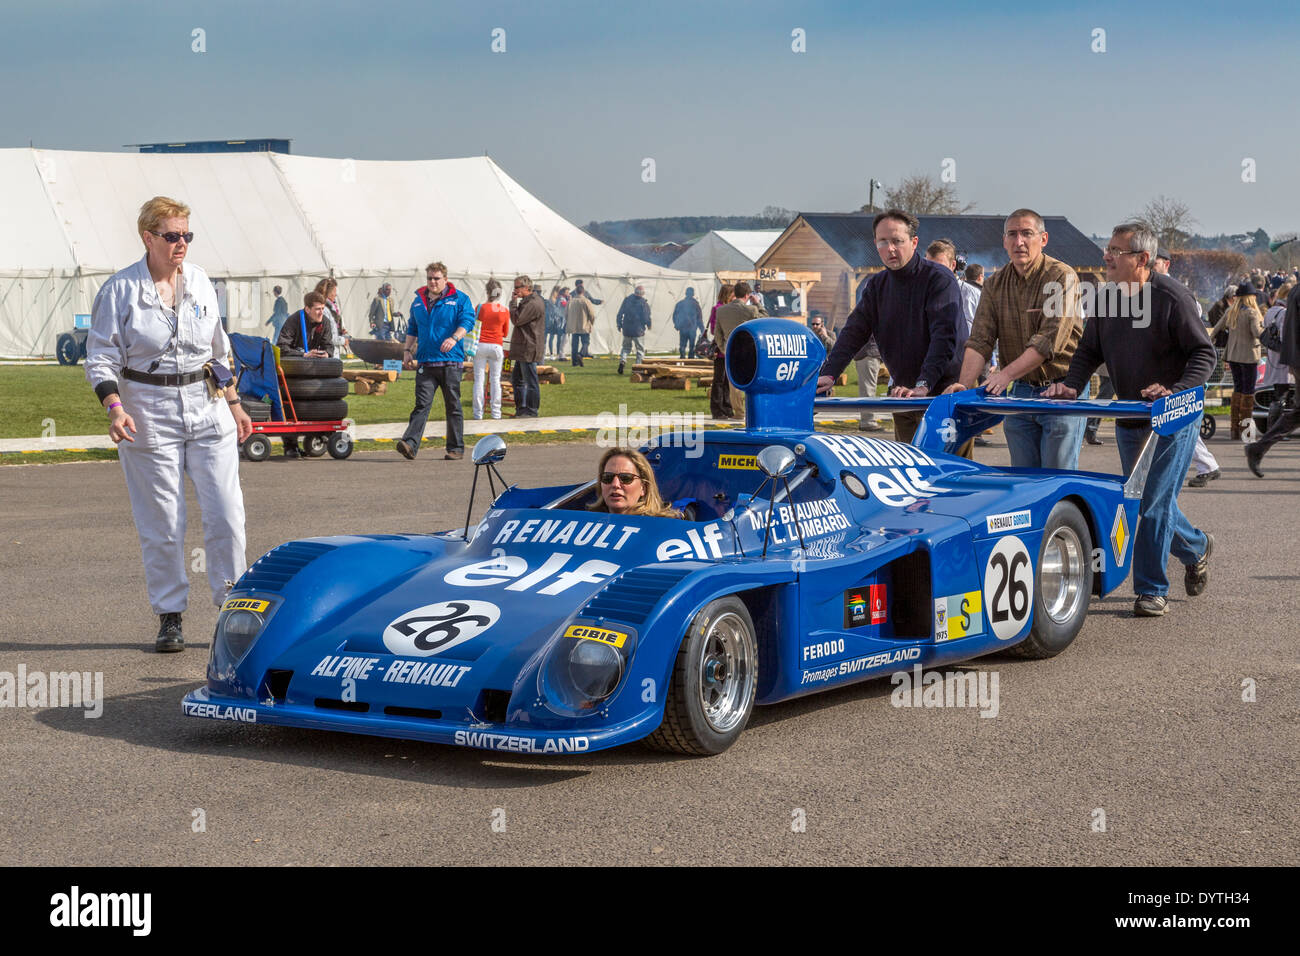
[984,536,1032,641]
[383,600,501,657]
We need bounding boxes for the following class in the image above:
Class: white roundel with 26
[382,600,500,657]
[983,535,1033,641]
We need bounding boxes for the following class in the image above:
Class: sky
[2,0,1297,238]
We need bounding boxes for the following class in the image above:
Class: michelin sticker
[383,600,501,657]
[983,536,1033,641]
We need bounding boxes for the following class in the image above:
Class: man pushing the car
[1045,223,1216,618]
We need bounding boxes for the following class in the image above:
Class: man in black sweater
[1046,223,1215,618]
[816,209,961,443]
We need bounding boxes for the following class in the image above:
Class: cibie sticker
[564,624,628,648]
[221,597,270,613]
[383,600,500,657]
[983,536,1033,641]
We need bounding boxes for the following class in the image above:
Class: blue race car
[184,319,1199,755]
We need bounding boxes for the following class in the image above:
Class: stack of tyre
[239,355,353,460]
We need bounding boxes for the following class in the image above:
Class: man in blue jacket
[397,261,476,460]
[616,284,653,374]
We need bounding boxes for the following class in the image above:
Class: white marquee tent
[0,149,715,358]
[670,229,782,273]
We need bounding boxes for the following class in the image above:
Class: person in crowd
[369,282,398,340]
[545,286,567,360]
[809,311,835,350]
[708,284,735,419]
[509,275,546,417]
[958,263,983,345]
[672,287,705,358]
[1259,282,1293,401]
[85,196,251,652]
[1211,282,1265,440]
[315,278,349,358]
[944,209,1086,466]
[573,279,600,357]
[396,261,475,460]
[266,285,289,339]
[589,447,680,517]
[616,284,652,374]
[473,279,509,420]
[1245,278,1300,477]
[1079,274,1116,446]
[714,281,768,422]
[567,282,596,367]
[818,208,961,444]
[277,290,340,459]
[1046,223,1215,618]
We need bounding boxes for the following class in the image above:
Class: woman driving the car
[590,447,681,517]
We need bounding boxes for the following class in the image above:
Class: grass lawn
[1,355,869,443]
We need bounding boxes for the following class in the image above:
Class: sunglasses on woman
[151,230,194,244]
[600,472,640,485]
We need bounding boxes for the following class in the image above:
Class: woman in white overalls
[84,196,253,652]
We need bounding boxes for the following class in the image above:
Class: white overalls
[85,256,247,615]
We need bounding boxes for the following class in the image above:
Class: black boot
[617,362,625,375]
[156,613,184,653]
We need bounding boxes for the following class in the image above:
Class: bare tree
[862,174,976,216]
[1131,195,1197,249]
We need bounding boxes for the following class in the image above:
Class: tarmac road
[1,434,1296,866]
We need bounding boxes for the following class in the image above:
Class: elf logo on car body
[986,510,1031,535]
[382,600,501,657]
[934,591,983,642]
[564,624,628,648]
[183,702,257,722]
[221,597,270,613]
[799,646,921,685]
[454,730,589,753]
[983,536,1033,641]
[718,454,757,470]
[656,523,727,561]
[444,554,620,595]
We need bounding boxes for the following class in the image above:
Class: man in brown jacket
[712,280,767,422]
[509,276,546,417]
[566,286,596,367]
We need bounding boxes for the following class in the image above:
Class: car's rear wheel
[1008,501,1093,659]
[646,596,757,756]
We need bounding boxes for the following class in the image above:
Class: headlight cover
[538,622,637,717]
[209,595,281,683]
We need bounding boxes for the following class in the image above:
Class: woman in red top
[473,279,511,419]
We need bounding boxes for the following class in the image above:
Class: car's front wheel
[646,596,757,756]
[1009,500,1093,659]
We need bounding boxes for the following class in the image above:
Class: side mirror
[757,445,796,479]
[472,434,507,465]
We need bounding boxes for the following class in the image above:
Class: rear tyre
[291,399,348,421]
[645,596,757,756]
[326,432,354,459]
[303,435,328,457]
[280,356,343,378]
[242,435,271,462]
[1008,501,1093,659]
[287,376,349,400]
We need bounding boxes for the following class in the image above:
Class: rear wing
[814,386,1205,498]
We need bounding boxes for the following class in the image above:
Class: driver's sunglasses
[600,472,640,486]
[427,275,445,282]
[151,230,194,244]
